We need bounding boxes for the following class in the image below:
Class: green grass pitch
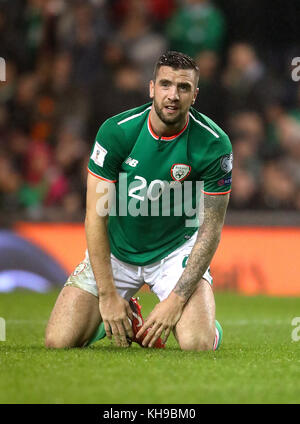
[0,290,300,404]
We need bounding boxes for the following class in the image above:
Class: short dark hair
[153,51,200,81]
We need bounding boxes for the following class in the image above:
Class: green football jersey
[88,102,232,265]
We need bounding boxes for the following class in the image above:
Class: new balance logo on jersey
[125,157,139,167]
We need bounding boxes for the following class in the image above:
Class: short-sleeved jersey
[88,102,232,266]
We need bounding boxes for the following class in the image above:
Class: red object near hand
[129,297,165,349]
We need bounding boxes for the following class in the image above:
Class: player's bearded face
[150,67,198,126]
[152,97,186,125]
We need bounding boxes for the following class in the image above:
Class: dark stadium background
[0,0,300,295]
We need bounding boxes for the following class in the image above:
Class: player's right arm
[85,172,133,347]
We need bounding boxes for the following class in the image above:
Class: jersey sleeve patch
[88,119,125,182]
[201,151,233,194]
[90,142,108,167]
[220,153,233,173]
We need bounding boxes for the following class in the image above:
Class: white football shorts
[64,232,213,301]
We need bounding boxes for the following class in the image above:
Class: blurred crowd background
[1,0,300,223]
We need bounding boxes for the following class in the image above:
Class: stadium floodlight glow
[0,57,6,82]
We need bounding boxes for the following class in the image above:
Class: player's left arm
[136,192,230,347]
[172,192,229,301]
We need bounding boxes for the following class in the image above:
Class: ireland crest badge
[170,164,191,181]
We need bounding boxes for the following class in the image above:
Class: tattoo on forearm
[173,193,229,302]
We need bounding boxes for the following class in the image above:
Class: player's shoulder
[107,102,152,130]
[95,102,151,147]
[189,107,231,148]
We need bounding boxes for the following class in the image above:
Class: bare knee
[45,336,70,349]
[44,286,100,349]
[178,332,215,352]
[44,330,83,349]
[45,339,62,349]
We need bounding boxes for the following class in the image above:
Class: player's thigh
[174,279,216,351]
[45,253,144,348]
[66,253,144,302]
[146,232,213,302]
[145,236,215,350]
[45,286,101,349]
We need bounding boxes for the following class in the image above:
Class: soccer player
[45,51,232,351]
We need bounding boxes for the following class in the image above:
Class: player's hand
[99,292,134,347]
[136,293,185,348]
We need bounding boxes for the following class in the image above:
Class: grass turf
[0,290,300,404]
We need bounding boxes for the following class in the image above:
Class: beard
[153,98,186,126]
